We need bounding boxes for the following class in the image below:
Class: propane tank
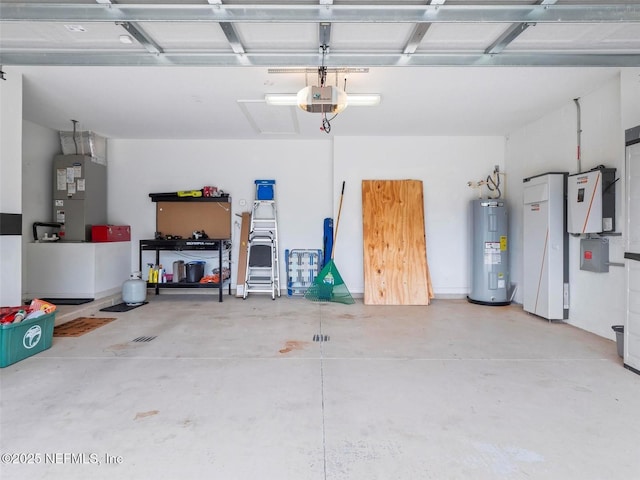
[122,271,147,306]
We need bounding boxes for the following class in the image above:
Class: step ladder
[243,180,281,299]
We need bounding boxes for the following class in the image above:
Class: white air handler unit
[468,200,510,306]
[522,173,569,320]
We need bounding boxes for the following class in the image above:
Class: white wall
[506,75,626,340]
[621,68,640,130]
[21,120,61,294]
[334,136,505,296]
[108,136,504,297]
[107,139,333,285]
[0,69,23,306]
[15,128,506,301]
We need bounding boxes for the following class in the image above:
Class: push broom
[305,181,354,304]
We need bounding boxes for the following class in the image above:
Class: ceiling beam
[208,0,246,55]
[484,23,533,56]
[218,22,245,54]
[403,0,446,56]
[96,0,163,54]
[2,51,638,68]
[119,21,163,55]
[485,0,558,55]
[2,4,639,24]
[403,23,432,56]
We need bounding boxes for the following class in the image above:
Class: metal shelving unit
[139,238,232,302]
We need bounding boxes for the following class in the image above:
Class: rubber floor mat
[39,298,94,305]
[53,317,116,337]
[99,302,148,313]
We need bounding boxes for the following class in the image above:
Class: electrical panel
[567,167,616,234]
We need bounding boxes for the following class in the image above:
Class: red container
[203,186,218,197]
[91,225,131,242]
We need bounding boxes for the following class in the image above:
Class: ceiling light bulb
[119,35,133,44]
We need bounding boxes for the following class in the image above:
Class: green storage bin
[0,311,55,368]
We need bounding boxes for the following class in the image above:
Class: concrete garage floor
[1,295,639,480]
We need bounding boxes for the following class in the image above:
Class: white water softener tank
[468,199,511,306]
[122,272,147,306]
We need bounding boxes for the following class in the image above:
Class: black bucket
[186,261,205,283]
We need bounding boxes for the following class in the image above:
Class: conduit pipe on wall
[574,98,582,173]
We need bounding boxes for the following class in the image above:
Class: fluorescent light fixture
[119,34,133,44]
[346,94,382,106]
[264,94,299,106]
[265,93,381,107]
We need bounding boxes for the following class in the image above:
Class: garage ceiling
[1,1,639,139]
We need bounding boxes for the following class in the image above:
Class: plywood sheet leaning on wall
[362,179,433,305]
[235,212,251,297]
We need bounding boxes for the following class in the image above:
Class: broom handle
[332,181,345,260]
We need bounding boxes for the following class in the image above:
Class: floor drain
[132,336,156,343]
[313,334,330,342]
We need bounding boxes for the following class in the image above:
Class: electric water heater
[468,199,510,306]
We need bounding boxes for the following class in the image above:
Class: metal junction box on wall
[580,237,610,273]
[567,167,616,234]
